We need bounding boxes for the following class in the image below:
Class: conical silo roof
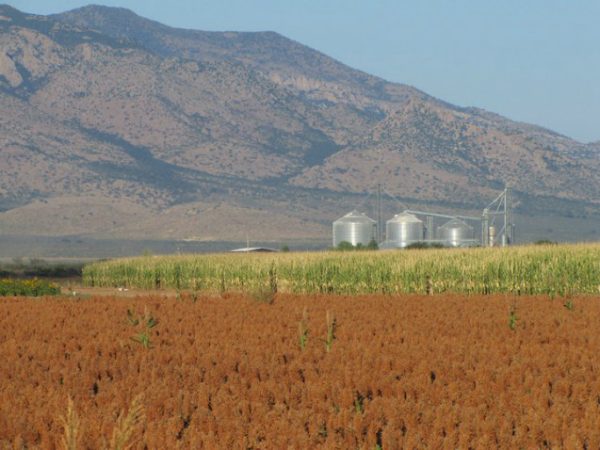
[334,210,376,224]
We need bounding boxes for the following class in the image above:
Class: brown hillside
[0,4,598,243]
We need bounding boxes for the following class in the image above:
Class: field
[83,244,600,295]
[2,292,600,448]
[0,278,60,297]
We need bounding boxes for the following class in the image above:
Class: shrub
[336,241,355,251]
[0,278,61,297]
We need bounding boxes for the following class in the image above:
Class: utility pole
[503,186,512,246]
[481,208,489,247]
[377,183,382,242]
[425,215,434,241]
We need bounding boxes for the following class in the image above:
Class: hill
[0,4,598,249]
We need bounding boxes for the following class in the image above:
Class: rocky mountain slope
[0,4,598,243]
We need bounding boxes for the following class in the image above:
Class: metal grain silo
[386,212,424,248]
[438,218,474,247]
[332,210,377,247]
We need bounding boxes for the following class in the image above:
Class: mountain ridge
[0,4,598,245]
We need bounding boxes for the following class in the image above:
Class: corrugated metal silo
[438,218,474,247]
[385,212,424,248]
[332,210,377,247]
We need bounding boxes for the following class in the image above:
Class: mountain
[0,4,598,247]
[52,5,420,109]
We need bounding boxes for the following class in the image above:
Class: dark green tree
[336,241,355,251]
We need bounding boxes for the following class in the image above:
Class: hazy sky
[11,0,600,143]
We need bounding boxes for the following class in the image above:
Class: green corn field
[82,243,600,295]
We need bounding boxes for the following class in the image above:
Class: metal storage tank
[332,210,377,247]
[438,218,474,247]
[386,212,424,248]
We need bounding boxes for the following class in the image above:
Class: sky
[11,0,600,143]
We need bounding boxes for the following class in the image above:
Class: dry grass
[57,395,145,450]
[108,395,145,450]
[59,397,81,450]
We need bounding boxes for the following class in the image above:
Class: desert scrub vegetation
[0,278,61,296]
[83,243,600,295]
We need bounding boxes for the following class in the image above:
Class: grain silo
[332,210,377,247]
[438,218,474,247]
[385,212,424,248]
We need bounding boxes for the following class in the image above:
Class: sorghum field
[2,292,600,448]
